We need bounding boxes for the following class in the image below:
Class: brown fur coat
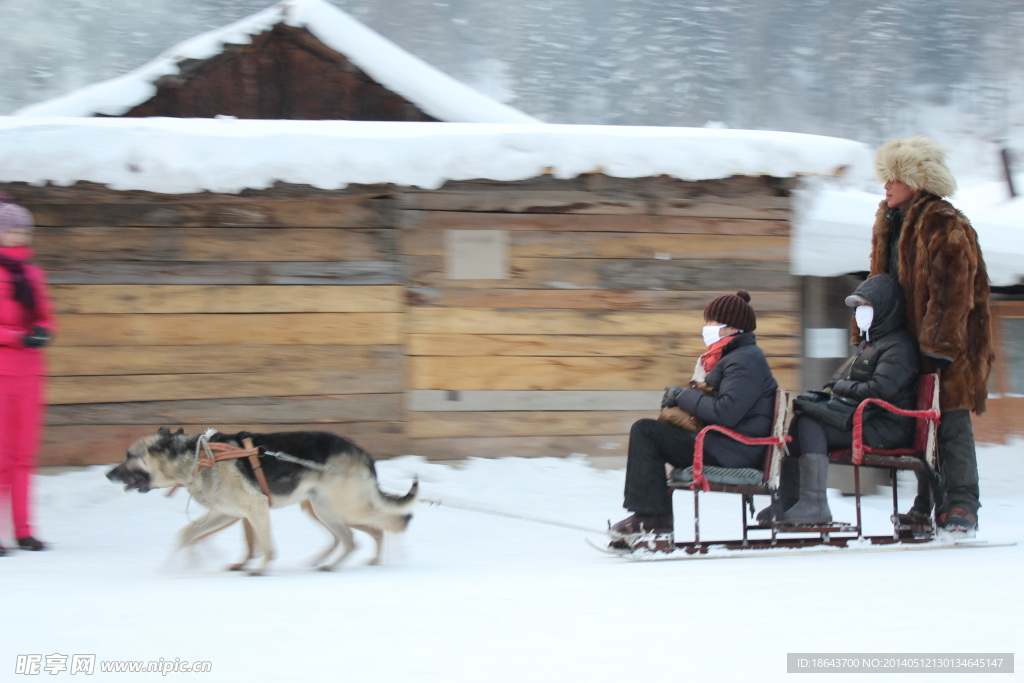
[867,194,994,414]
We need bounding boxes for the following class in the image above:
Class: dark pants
[789,414,852,458]
[777,415,853,507]
[623,418,725,516]
[913,409,980,514]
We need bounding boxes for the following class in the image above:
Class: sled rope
[421,495,604,534]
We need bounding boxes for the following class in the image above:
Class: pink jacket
[0,246,55,376]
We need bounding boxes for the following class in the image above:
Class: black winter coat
[832,274,920,449]
[677,333,778,468]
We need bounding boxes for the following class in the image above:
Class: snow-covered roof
[794,179,1024,287]
[13,0,539,125]
[0,116,870,194]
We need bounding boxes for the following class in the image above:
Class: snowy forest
[2,0,1023,153]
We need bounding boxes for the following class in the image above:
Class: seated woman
[761,273,920,524]
[610,291,778,540]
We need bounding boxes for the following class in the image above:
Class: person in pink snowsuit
[0,195,55,554]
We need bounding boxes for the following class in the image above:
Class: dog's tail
[372,478,419,514]
[368,479,419,532]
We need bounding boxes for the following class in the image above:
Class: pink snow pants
[0,373,43,539]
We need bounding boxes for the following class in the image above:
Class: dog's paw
[227,562,247,571]
[246,569,265,577]
[316,564,334,572]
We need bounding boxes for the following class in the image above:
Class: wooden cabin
[0,161,815,466]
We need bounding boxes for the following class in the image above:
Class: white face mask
[702,324,727,347]
[855,305,874,340]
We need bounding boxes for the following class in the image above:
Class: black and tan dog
[106,428,418,575]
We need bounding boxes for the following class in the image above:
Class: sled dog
[106,428,418,575]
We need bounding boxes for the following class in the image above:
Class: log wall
[399,174,801,460]
[5,174,803,465]
[14,183,404,465]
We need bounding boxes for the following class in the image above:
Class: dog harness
[196,433,272,503]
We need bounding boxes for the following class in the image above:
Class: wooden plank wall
[399,174,801,459]
[7,174,802,465]
[9,183,406,466]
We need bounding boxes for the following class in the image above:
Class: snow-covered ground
[2,442,1021,682]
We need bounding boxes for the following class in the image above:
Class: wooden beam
[49,370,401,405]
[36,228,397,262]
[408,390,661,412]
[409,356,799,391]
[51,285,404,314]
[408,434,630,460]
[402,230,789,261]
[398,210,791,236]
[408,410,651,438]
[52,313,401,346]
[24,196,393,228]
[43,261,402,286]
[409,256,796,290]
[406,288,799,311]
[42,423,408,466]
[407,334,799,357]
[48,345,401,377]
[47,393,403,425]
[408,308,798,336]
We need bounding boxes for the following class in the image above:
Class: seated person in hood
[610,291,778,540]
[761,273,920,525]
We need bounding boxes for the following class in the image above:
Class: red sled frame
[653,375,942,555]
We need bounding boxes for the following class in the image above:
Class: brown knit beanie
[704,290,756,332]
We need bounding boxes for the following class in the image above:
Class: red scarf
[699,335,734,374]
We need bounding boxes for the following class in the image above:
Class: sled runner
[616,374,946,556]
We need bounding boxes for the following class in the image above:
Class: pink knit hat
[0,193,34,233]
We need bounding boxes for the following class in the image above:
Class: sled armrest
[850,398,941,466]
[692,426,790,493]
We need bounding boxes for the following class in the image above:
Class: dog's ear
[174,428,184,436]
[157,427,171,437]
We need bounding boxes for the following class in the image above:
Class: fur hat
[0,193,34,232]
[704,290,756,332]
[874,136,957,198]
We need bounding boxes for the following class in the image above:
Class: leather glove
[22,326,50,349]
[661,386,683,409]
[925,353,952,371]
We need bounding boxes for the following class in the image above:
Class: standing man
[869,136,994,536]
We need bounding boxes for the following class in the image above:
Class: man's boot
[756,455,799,524]
[777,452,832,524]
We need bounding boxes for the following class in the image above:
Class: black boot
[609,513,674,538]
[777,453,832,524]
[17,536,46,551]
[756,455,800,524]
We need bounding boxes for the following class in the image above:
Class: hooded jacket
[676,332,778,468]
[833,274,919,449]
[0,245,55,376]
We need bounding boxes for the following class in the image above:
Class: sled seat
[827,373,940,469]
[826,373,941,539]
[669,465,764,488]
[667,387,792,544]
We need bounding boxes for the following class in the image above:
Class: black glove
[926,354,952,371]
[831,380,856,397]
[661,386,683,409]
[22,326,50,349]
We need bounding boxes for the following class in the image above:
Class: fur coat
[867,193,994,414]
